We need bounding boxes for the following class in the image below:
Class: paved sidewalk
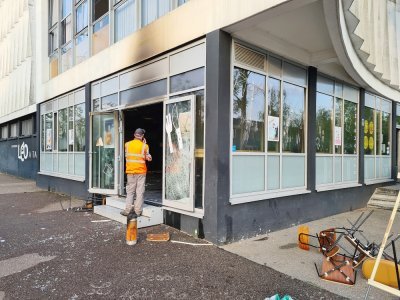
[0,174,343,299]
[0,173,43,194]
[223,207,400,300]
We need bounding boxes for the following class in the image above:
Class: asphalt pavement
[0,173,344,299]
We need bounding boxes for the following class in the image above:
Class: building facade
[1,0,400,244]
[0,0,38,178]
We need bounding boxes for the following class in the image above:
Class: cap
[134,128,145,138]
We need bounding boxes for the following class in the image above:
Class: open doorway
[123,102,163,205]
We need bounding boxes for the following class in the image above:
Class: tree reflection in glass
[343,101,357,154]
[316,93,333,153]
[282,83,305,153]
[232,67,265,152]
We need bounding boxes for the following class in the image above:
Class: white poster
[69,129,74,145]
[268,116,279,141]
[334,126,342,146]
[46,129,52,150]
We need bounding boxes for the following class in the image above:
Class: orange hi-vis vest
[125,139,149,174]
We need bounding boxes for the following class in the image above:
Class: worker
[121,128,152,217]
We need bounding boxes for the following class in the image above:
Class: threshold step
[367,200,400,211]
[369,194,398,202]
[94,205,163,228]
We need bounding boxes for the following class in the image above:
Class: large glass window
[141,0,171,26]
[93,0,109,21]
[364,94,392,181]
[61,43,73,72]
[114,0,137,42]
[76,1,88,33]
[232,67,265,152]
[49,0,59,28]
[21,119,33,136]
[40,90,86,177]
[316,75,359,187]
[282,82,305,153]
[75,31,89,64]
[1,125,8,139]
[231,48,307,197]
[92,14,109,55]
[58,108,68,151]
[74,104,86,151]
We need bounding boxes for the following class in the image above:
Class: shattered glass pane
[164,100,192,202]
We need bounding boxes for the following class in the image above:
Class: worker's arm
[145,145,152,161]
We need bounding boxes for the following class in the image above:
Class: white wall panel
[0,0,33,119]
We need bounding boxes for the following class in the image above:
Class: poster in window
[369,121,374,134]
[364,120,369,134]
[334,126,342,146]
[267,116,279,142]
[68,129,74,145]
[369,136,374,150]
[103,118,114,148]
[46,129,52,150]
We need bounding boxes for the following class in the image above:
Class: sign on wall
[12,142,37,162]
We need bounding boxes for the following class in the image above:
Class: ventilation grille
[234,44,265,71]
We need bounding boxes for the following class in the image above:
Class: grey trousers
[125,174,146,215]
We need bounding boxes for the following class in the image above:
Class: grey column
[36,104,41,172]
[391,101,397,180]
[307,67,317,191]
[204,30,232,244]
[359,88,365,184]
[85,83,91,192]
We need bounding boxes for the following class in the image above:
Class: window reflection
[343,101,357,154]
[92,15,109,55]
[75,31,89,64]
[58,108,68,152]
[101,93,118,109]
[76,1,88,33]
[268,77,280,152]
[141,0,171,26]
[115,0,137,42]
[232,67,265,152]
[316,93,333,153]
[335,98,342,154]
[282,83,305,153]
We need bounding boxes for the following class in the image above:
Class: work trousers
[125,173,146,215]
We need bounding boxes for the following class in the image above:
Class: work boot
[120,210,129,216]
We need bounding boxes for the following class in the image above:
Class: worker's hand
[146,154,152,162]
[143,138,147,144]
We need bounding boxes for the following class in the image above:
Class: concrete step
[105,196,126,210]
[93,204,163,228]
[369,194,398,202]
[367,200,400,211]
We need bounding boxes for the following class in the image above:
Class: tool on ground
[146,232,170,242]
[126,212,138,245]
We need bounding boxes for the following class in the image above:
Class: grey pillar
[392,101,397,180]
[85,83,91,193]
[359,89,365,184]
[204,30,232,244]
[307,67,317,191]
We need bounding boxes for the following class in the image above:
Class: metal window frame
[230,41,309,201]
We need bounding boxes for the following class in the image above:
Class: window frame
[315,74,360,189]
[230,42,308,202]
[39,89,86,180]
[364,93,392,182]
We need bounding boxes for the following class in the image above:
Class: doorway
[123,103,163,205]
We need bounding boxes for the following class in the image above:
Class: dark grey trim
[359,88,365,184]
[307,67,317,191]
[392,100,397,180]
[36,104,41,172]
[85,83,91,192]
[204,30,232,244]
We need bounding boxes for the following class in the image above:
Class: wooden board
[146,232,170,242]
[362,258,400,289]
